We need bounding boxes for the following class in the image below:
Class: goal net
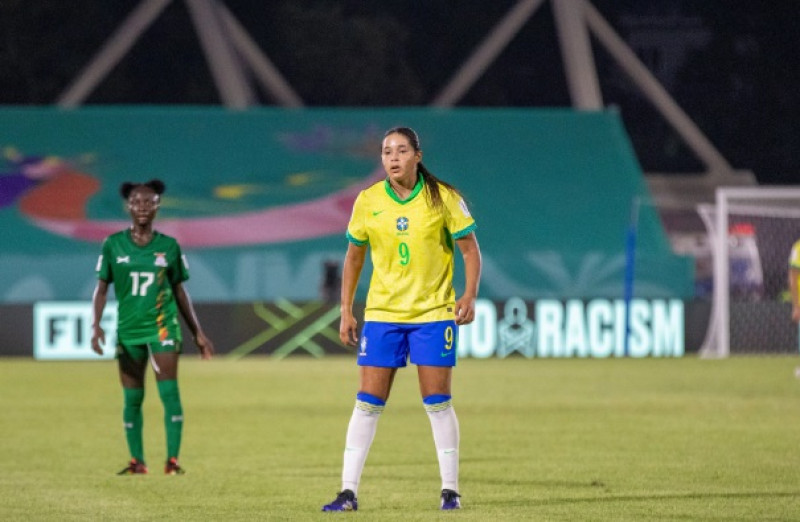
[699,186,800,357]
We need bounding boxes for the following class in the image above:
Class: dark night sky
[1,0,798,183]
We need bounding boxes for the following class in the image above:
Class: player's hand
[455,295,476,325]
[195,331,214,360]
[340,311,358,347]
[91,325,105,355]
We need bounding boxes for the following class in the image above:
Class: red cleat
[117,458,148,475]
[164,457,185,475]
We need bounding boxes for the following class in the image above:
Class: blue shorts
[358,320,458,368]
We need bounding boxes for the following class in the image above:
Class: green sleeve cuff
[451,223,477,240]
[346,231,368,246]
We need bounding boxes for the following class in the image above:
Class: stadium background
[3,5,800,521]
[1,1,799,358]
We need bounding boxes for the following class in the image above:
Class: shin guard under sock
[122,387,145,462]
[156,379,183,459]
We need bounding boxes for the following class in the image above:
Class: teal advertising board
[20,298,687,359]
[0,107,692,302]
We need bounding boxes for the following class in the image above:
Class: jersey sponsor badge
[154,253,168,267]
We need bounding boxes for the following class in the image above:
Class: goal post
[701,186,800,357]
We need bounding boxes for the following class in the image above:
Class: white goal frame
[701,186,800,358]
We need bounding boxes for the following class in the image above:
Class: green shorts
[116,338,183,361]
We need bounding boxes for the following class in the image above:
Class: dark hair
[383,126,463,211]
[120,179,166,200]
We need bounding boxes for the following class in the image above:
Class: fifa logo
[359,336,368,357]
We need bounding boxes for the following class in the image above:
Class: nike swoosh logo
[440,351,453,357]
[372,210,384,216]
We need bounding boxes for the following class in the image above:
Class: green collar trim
[384,172,424,204]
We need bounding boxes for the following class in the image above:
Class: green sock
[157,379,183,460]
[122,387,145,462]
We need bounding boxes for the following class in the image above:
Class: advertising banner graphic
[0,108,693,304]
[33,301,117,360]
[457,298,684,358]
[18,298,688,359]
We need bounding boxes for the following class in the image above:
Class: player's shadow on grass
[479,478,608,489]
[479,490,800,507]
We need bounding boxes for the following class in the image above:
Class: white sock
[425,397,460,492]
[341,396,384,495]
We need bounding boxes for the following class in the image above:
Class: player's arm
[789,266,800,322]
[173,282,214,359]
[454,232,481,326]
[91,279,109,355]
[340,242,367,347]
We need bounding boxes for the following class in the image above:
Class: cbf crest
[396,217,409,232]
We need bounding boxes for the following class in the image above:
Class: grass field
[1,355,800,521]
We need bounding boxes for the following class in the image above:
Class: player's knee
[356,391,386,414]
[156,380,182,405]
[423,394,452,412]
[123,387,144,408]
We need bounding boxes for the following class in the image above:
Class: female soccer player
[789,239,800,326]
[90,179,214,475]
[322,127,482,511]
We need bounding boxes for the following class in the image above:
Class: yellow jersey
[790,239,800,269]
[346,175,476,323]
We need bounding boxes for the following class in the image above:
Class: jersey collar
[384,172,424,204]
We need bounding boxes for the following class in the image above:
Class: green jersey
[95,229,189,345]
